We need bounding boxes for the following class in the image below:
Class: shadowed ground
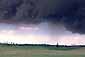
[0,46,85,57]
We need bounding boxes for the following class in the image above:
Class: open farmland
[0,45,85,57]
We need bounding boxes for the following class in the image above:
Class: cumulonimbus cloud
[0,0,85,34]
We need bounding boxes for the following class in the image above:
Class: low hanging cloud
[0,0,85,34]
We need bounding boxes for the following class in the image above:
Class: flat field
[0,46,85,57]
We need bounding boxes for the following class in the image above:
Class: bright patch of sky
[0,22,84,45]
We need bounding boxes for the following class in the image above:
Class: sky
[0,0,85,45]
[0,22,84,45]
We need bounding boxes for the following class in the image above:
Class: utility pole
[56,42,59,47]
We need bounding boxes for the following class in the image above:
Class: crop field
[0,46,85,57]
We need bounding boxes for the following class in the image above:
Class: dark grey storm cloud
[0,0,85,34]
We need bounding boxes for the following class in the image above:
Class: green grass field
[0,46,85,57]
